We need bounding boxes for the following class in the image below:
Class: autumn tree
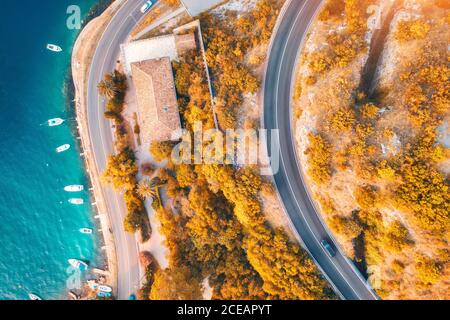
[415,255,443,285]
[318,0,345,22]
[150,140,178,163]
[327,215,363,241]
[162,0,179,8]
[103,148,138,191]
[395,20,431,42]
[123,190,148,234]
[150,266,203,300]
[395,159,449,232]
[305,133,333,185]
[327,107,356,132]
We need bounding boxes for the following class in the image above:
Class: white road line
[96,1,144,157]
[282,0,377,299]
[273,0,362,299]
[88,0,144,298]
[97,17,135,298]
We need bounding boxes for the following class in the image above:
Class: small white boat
[79,228,93,234]
[48,118,64,127]
[68,259,88,272]
[29,293,42,301]
[98,285,113,293]
[56,144,71,153]
[47,44,62,52]
[68,198,84,205]
[64,185,84,192]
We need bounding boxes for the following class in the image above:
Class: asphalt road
[263,0,378,300]
[86,0,153,300]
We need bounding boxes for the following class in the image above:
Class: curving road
[86,0,156,300]
[86,0,378,301]
[263,0,378,300]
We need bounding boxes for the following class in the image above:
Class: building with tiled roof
[131,57,181,142]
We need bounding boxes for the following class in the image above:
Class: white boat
[68,259,88,272]
[47,44,62,52]
[79,228,93,234]
[98,285,112,293]
[29,293,42,301]
[56,144,70,153]
[64,185,84,192]
[68,198,84,205]
[48,118,64,127]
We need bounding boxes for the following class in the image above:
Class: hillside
[293,0,449,299]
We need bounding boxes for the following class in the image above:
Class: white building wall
[121,34,178,76]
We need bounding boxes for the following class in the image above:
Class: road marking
[273,0,363,300]
[97,1,145,296]
[87,0,144,299]
[97,13,139,299]
[280,1,378,300]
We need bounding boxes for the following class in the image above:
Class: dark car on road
[321,240,337,257]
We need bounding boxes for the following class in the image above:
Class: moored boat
[48,118,64,126]
[68,259,88,272]
[68,198,84,205]
[29,293,42,301]
[64,185,84,192]
[56,144,70,153]
[98,285,112,293]
[46,44,62,52]
[79,228,93,234]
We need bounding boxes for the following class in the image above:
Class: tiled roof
[131,58,181,142]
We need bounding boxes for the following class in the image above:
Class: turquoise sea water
[0,0,102,300]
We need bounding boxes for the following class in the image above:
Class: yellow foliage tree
[103,148,138,191]
[328,107,356,132]
[150,266,203,300]
[395,159,449,232]
[415,255,443,285]
[395,20,431,42]
[305,133,333,185]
